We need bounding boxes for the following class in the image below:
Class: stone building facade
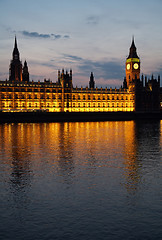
[0,37,160,112]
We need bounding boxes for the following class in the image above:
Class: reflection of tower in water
[123,121,139,193]
[0,124,33,191]
[10,124,33,191]
[123,120,161,193]
[57,123,75,182]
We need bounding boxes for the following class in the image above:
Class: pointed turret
[22,60,29,82]
[9,37,22,81]
[127,37,139,59]
[12,36,20,60]
[89,72,95,89]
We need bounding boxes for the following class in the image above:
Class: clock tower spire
[125,37,140,88]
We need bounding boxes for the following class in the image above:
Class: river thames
[0,121,162,240]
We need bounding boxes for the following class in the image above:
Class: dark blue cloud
[64,35,70,39]
[79,60,125,80]
[64,54,125,81]
[64,54,83,62]
[20,31,70,40]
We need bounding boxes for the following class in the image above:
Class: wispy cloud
[64,54,83,62]
[20,31,70,40]
[86,15,100,25]
[63,54,124,81]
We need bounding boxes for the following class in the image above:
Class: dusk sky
[0,0,162,87]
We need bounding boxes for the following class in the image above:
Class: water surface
[0,121,162,240]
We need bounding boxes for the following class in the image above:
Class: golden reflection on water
[0,121,161,192]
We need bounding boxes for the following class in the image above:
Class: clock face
[133,63,139,69]
[127,64,130,70]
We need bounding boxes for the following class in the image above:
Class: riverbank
[0,111,162,123]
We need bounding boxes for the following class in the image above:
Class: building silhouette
[0,37,160,112]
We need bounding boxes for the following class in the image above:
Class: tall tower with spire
[125,37,140,88]
[9,36,23,81]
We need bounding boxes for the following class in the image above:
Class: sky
[0,0,162,87]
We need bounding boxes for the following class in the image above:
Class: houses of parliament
[0,37,160,113]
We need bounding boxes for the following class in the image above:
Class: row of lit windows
[0,94,60,99]
[1,103,62,108]
[72,103,133,108]
[0,94,134,101]
[0,88,60,93]
[72,95,133,100]
[1,102,134,108]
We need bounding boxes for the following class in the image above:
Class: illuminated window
[35,103,37,107]
[29,103,31,107]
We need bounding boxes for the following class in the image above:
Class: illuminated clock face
[127,64,130,70]
[133,63,139,69]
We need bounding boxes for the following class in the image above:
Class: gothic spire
[12,36,20,60]
[14,35,18,49]
[127,37,139,59]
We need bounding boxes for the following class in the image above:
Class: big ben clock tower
[126,37,140,88]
